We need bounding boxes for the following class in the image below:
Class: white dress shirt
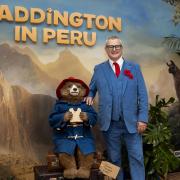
[109,56,124,73]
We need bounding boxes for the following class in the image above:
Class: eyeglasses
[106,44,122,50]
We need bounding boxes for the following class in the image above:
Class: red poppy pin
[124,69,133,79]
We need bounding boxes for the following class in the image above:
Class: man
[86,36,148,180]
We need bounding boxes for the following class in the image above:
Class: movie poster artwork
[0,0,179,179]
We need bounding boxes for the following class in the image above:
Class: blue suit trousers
[103,120,145,180]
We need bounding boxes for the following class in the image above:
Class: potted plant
[143,95,180,180]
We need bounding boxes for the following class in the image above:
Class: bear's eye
[77,85,81,88]
[67,84,72,88]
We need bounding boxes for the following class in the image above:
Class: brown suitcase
[34,165,63,180]
[34,151,105,180]
[34,165,105,180]
[47,152,62,172]
[46,151,104,171]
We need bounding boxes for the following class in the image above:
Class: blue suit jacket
[89,60,148,133]
[49,101,97,155]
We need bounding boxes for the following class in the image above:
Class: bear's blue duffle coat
[49,101,97,155]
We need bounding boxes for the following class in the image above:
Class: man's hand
[137,121,147,134]
[86,97,94,105]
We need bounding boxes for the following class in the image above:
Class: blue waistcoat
[109,63,125,121]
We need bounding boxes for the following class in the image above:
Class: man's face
[105,38,123,61]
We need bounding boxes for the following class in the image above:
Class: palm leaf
[163,36,180,55]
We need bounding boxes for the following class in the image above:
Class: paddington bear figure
[49,77,97,179]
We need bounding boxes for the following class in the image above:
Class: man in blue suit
[86,36,148,180]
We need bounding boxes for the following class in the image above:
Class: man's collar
[109,56,124,68]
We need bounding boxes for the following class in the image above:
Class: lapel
[102,60,113,92]
[121,60,133,96]
[101,59,133,96]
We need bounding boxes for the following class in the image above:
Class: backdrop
[0,0,180,179]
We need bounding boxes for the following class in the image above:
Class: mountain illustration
[44,48,92,84]
[0,43,92,97]
[0,43,58,96]
[13,45,44,68]
[0,71,55,161]
[0,71,33,156]
[149,67,177,103]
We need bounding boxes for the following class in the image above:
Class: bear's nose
[73,88,77,91]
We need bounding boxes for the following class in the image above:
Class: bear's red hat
[56,77,89,99]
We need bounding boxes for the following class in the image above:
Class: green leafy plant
[143,95,180,180]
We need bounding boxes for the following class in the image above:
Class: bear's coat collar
[56,100,86,106]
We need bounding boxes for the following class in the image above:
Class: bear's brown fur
[53,78,96,179]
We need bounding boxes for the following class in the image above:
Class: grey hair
[105,35,123,46]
